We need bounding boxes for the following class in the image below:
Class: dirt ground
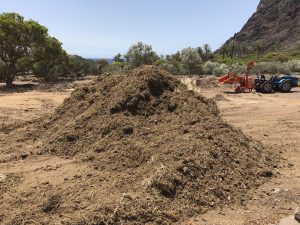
[0,78,299,224]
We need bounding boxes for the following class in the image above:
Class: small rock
[74,174,81,179]
[42,181,49,185]
[181,128,189,134]
[123,126,134,135]
[271,188,280,194]
[66,134,78,142]
[20,153,28,160]
[260,170,273,177]
[167,102,178,112]
[95,146,106,153]
[0,174,7,183]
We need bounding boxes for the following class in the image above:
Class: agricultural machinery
[218,61,299,93]
[254,75,299,93]
[218,61,256,93]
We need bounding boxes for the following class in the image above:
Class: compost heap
[6,66,275,224]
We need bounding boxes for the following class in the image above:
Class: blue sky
[0,0,260,58]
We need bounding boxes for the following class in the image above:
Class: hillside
[224,0,300,51]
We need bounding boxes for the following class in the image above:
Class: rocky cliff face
[225,0,300,50]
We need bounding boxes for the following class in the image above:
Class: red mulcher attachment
[218,61,256,93]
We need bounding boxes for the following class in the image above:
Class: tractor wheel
[261,81,273,93]
[279,80,292,92]
[254,83,261,92]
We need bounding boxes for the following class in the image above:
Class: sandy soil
[0,79,299,224]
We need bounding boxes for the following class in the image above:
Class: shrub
[287,60,300,72]
[101,62,128,74]
[160,63,179,75]
[202,61,220,74]
[263,52,289,63]
[228,63,246,74]
[213,64,229,76]
[180,47,202,74]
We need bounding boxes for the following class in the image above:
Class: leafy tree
[101,61,128,74]
[0,12,65,86]
[219,44,229,60]
[254,42,264,60]
[125,42,158,68]
[97,59,109,74]
[196,44,214,62]
[32,37,68,80]
[180,47,202,74]
[228,40,236,59]
[114,53,124,63]
[203,44,214,61]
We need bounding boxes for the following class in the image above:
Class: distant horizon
[0,0,260,58]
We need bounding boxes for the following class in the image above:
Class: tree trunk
[5,63,16,87]
[5,75,14,87]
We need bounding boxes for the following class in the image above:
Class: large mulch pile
[1,66,275,224]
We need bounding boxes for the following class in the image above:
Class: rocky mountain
[224,0,300,51]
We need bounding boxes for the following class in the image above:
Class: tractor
[254,75,299,93]
[218,61,256,93]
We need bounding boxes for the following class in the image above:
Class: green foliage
[0,60,5,81]
[97,59,109,74]
[66,55,98,78]
[287,60,300,72]
[202,61,246,76]
[263,52,289,62]
[197,44,214,62]
[251,62,291,75]
[0,12,66,85]
[32,37,68,79]
[114,53,124,63]
[180,47,202,74]
[125,42,159,68]
[101,62,129,74]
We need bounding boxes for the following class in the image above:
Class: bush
[287,60,300,72]
[251,61,291,75]
[101,62,128,74]
[202,61,220,74]
[213,64,229,76]
[263,52,289,63]
[160,63,179,75]
[229,63,246,74]
[202,61,229,76]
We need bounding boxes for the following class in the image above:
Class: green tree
[219,44,228,60]
[180,47,202,74]
[228,40,236,59]
[32,37,68,80]
[254,42,264,60]
[0,12,65,86]
[202,44,214,61]
[114,53,123,63]
[97,59,109,74]
[125,42,158,68]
